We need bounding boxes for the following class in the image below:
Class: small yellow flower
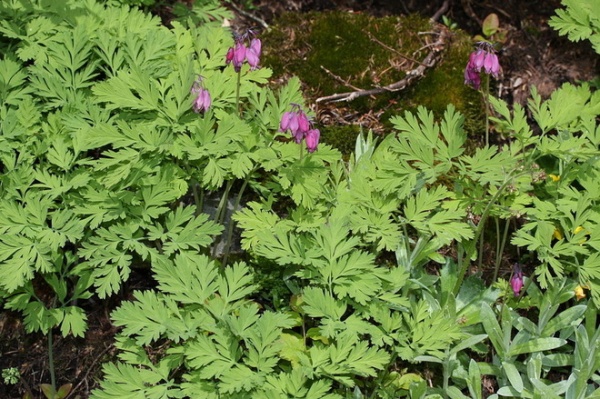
[574,285,586,300]
[573,226,588,244]
[549,174,560,182]
[553,228,563,240]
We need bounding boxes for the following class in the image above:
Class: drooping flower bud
[510,263,524,297]
[297,111,310,133]
[472,50,485,70]
[483,52,500,77]
[191,78,211,113]
[574,285,586,300]
[305,129,320,153]
[246,38,262,69]
[232,42,246,72]
[279,111,293,131]
[464,67,481,90]
[226,47,234,65]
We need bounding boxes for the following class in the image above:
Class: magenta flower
[226,32,262,72]
[279,111,293,131]
[472,50,485,70]
[305,129,320,153]
[464,42,501,89]
[483,52,500,77]
[246,38,262,70]
[226,47,234,65]
[279,104,320,152]
[464,67,481,90]
[191,78,211,113]
[232,42,247,72]
[510,264,524,297]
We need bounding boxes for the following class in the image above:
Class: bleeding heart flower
[510,263,524,297]
[305,129,320,153]
[191,78,211,113]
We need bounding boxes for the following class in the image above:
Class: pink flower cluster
[464,42,500,90]
[190,34,320,153]
[226,33,262,72]
[280,105,320,153]
[191,78,211,113]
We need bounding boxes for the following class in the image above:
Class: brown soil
[0,1,598,398]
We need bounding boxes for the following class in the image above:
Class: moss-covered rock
[262,11,485,154]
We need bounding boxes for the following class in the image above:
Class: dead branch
[316,25,450,104]
[431,0,451,22]
[320,65,364,92]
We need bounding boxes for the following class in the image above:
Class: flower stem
[483,74,490,147]
[493,218,511,281]
[236,70,241,116]
[48,329,56,392]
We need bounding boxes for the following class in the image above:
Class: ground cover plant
[0,0,599,398]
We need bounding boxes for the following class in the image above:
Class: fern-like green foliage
[495,82,600,304]
[92,253,355,398]
[549,0,600,53]
[0,0,318,339]
[3,0,600,397]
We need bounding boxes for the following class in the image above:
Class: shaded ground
[233,0,598,122]
[0,1,599,398]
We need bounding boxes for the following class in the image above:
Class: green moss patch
[263,11,485,154]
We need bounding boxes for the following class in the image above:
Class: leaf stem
[221,174,251,267]
[454,172,526,294]
[191,179,203,216]
[212,180,234,259]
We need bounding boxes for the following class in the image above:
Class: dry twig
[65,344,113,399]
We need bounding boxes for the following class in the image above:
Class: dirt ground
[0,1,598,398]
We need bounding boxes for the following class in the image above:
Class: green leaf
[93,69,160,112]
[59,306,88,338]
[111,290,180,346]
[302,287,347,320]
[502,361,523,392]
[279,332,306,367]
[508,337,567,357]
[40,384,55,399]
[149,207,222,255]
[480,303,506,357]
[90,362,168,399]
[153,252,219,304]
[218,262,258,304]
[56,383,72,399]
[482,13,499,37]
[234,202,281,252]
[549,0,600,52]
[467,359,482,399]
[541,304,586,337]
